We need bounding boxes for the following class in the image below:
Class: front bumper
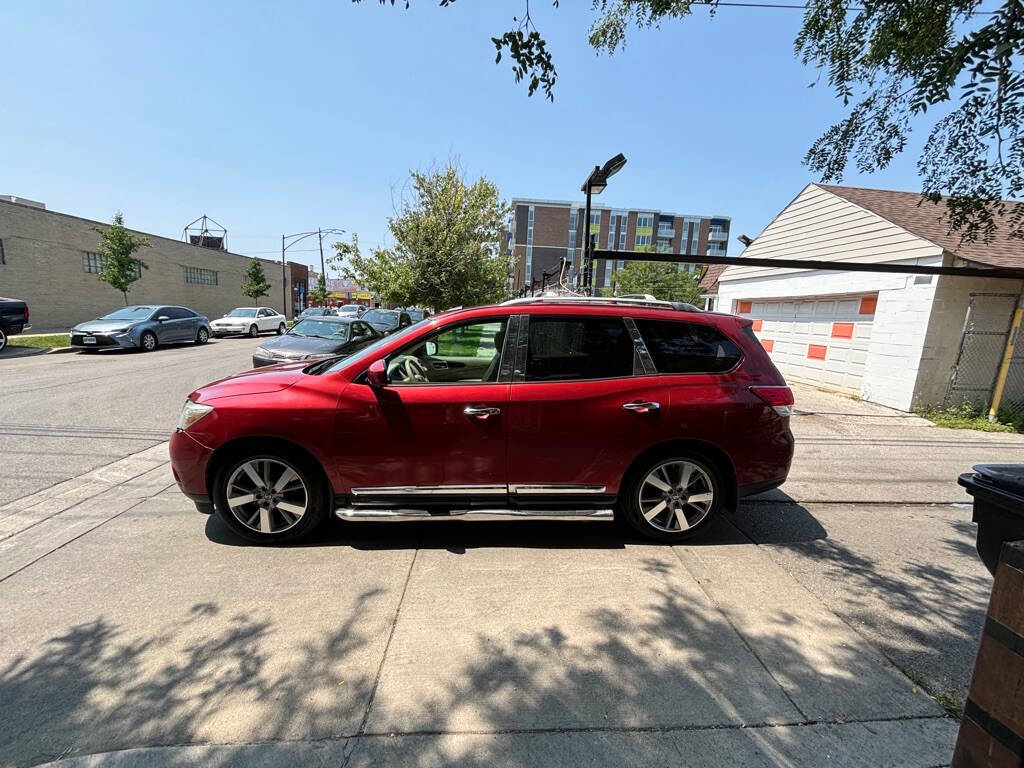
[70,332,136,348]
[212,325,248,336]
[169,428,213,501]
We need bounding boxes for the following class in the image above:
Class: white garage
[717,184,1024,413]
[744,295,874,394]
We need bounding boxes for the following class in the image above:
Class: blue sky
[1,1,936,274]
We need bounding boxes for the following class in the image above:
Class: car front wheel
[140,331,158,352]
[619,455,721,542]
[213,451,327,543]
[277,323,286,335]
[196,327,210,344]
[248,324,259,337]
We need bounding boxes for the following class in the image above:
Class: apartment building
[506,198,730,292]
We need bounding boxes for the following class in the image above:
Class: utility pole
[281,234,287,316]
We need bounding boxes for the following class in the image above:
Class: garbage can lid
[973,464,1024,496]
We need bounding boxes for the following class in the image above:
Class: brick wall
[0,201,294,331]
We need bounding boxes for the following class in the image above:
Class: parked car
[251,315,381,367]
[336,304,366,316]
[362,308,412,335]
[170,296,795,543]
[71,305,211,352]
[211,307,287,338]
[297,307,337,319]
[406,308,430,323]
[0,297,30,352]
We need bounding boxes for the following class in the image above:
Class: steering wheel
[387,355,429,383]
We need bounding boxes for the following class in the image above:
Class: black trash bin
[958,464,1024,576]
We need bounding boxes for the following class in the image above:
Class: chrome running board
[335,507,614,522]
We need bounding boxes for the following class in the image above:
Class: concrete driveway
[2,366,1022,766]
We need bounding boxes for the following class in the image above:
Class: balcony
[656,228,675,239]
[708,227,728,240]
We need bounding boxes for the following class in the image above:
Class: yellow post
[989,298,1024,421]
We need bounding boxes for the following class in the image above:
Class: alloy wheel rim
[199,329,208,342]
[226,458,308,535]
[638,460,714,533]
[143,334,155,350]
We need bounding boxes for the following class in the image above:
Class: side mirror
[367,358,388,388]
[157,315,170,322]
[425,340,438,356]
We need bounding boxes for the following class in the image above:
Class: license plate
[83,337,96,344]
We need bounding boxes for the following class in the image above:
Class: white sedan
[210,307,287,338]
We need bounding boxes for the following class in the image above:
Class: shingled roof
[819,185,1024,269]
[698,262,727,295]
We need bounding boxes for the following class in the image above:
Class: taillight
[23,306,29,324]
[750,386,794,417]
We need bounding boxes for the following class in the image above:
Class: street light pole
[579,153,627,296]
[281,234,287,315]
[318,227,325,279]
[281,228,346,315]
[582,167,596,294]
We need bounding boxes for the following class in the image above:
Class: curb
[48,346,77,354]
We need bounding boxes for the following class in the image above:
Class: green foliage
[614,260,704,304]
[7,334,70,350]
[92,212,149,305]
[337,164,511,312]
[308,272,330,306]
[241,258,271,304]
[915,399,1022,433]
[360,0,1024,241]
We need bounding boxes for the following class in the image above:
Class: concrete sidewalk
[1,441,957,767]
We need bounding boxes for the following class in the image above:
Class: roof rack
[502,293,687,310]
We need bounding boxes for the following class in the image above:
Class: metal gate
[945,293,1019,411]
[998,317,1024,422]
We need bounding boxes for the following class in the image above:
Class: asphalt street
[0,337,266,505]
[2,345,1023,766]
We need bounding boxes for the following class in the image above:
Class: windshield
[408,310,425,322]
[289,319,349,340]
[322,321,423,374]
[100,306,155,321]
[363,309,397,327]
[226,308,257,318]
[338,305,362,313]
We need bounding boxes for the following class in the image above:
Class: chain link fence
[945,292,1023,425]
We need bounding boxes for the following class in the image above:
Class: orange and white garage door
[735,295,877,393]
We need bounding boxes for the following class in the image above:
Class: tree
[337,164,511,311]
[92,211,149,305]
[614,260,704,304]
[241,258,271,305]
[361,1,1024,241]
[308,272,330,306]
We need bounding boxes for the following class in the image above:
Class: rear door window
[634,319,743,374]
[524,317,633,381]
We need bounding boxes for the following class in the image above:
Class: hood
[193,365,307,401]
[260,333,347,356]
[74,318,144,333]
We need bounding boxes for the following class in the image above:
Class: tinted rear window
[634,319,742,374]
[525,317,633,381]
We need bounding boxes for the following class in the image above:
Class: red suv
[170,298,794,543]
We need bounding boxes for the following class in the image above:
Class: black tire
[196,327,210,345]
[0,327,7,352]
[619,453,722,542]
[277,323,286,335]
[140,331,158,352]
[248,324,259,338]
[213,448,329,544]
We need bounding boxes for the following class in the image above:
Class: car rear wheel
[196,327,210,344]
[140,331,158,352]
[248,324,259,337]
[619,455,720,542]
[214,451,327,543]
[277,323,286,335]
[0,328,7,352]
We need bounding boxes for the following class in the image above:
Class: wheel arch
[205,435,331,502]
[620,439,738,514]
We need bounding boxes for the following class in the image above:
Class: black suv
[0,297,30,352]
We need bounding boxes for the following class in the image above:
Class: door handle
[431,361,449,369]
[464,406,501,419]
[622,401,660,414]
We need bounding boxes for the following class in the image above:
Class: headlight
[255,346,271,357]
[111,327,131,334]
[177,400,213,431]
